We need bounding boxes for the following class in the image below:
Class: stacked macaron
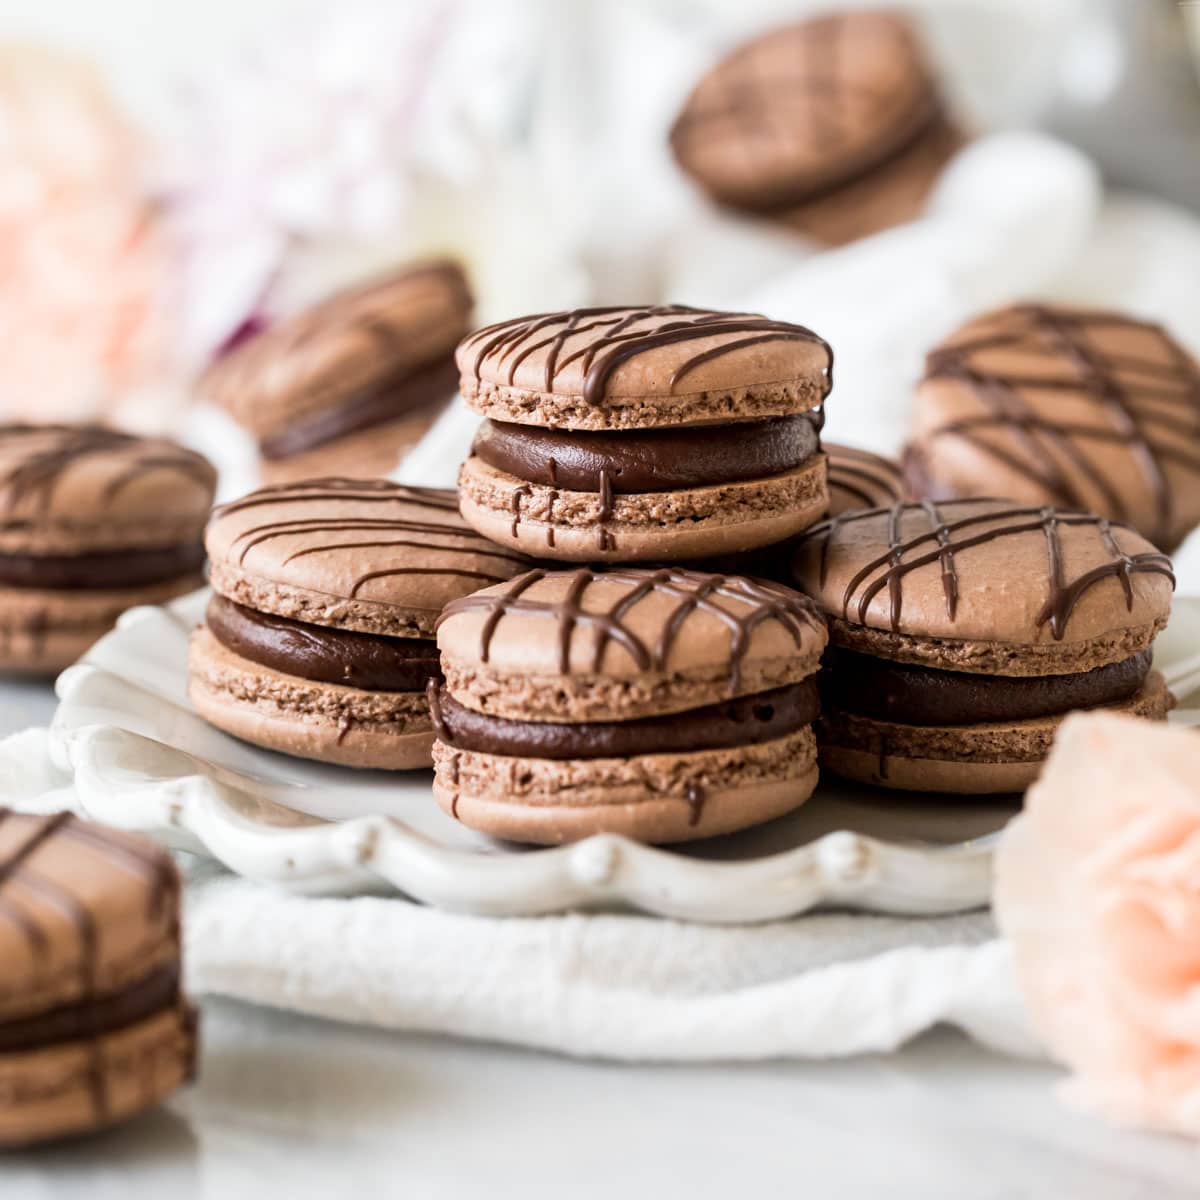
[670,9,963,245]
[202,260,473,484]
[0,808,196,1148]
[791,500,1175,793]
[456,305,834,561]
[904,303,1200,552]
[189,478,530,768]
[430,567,828,844]
[0,424,216,674]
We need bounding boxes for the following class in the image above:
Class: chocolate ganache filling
[821,647,1153,727]
[0,542,205,590]
[429,680,820,759]
[206,595,442,692]
[0,964,180,1054]
[472,415,819,494]
[260,353,458,460]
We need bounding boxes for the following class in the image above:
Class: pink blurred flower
[0,45,174,429]
[165,1,459,364]
[995,711,1200,1137]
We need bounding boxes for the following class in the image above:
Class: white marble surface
[3,679,1198,1197]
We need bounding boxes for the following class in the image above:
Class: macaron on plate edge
[32,587,1200,923]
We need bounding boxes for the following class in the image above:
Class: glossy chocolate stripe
[206,595,441,693]
[0,542,205,590]
[260,353,458,460]
[472,416,819,494]
[821,647,1153,726]
[0,965,179,1054]
[429,680,819,759]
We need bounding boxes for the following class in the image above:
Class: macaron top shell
[437,567,828,719]
[670,10,942,212]
[913,304,1200,550]
[0,809,180,1023]
[206,478,531,637]
[202,260,473,435]
[457,305,833,431]
[0,425,216,555]
[793,499,1174,649]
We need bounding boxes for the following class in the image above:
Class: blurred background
[0,0,1198,569]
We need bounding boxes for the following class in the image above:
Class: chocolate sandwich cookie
[670,10,963,245]
[791,499,1175,793]
[904,304,1200,551]
[189,478,531,769]
[202,261,473,484]
[430,567,828,844]
[456,305,834,561]
[0,809,195,1148]
[0,425,216,675]
[825,442,905,515]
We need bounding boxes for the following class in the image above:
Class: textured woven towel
[0,726,1037,1062]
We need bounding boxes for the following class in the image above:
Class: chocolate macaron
[792,500,1175,793]
[904,304,1200,551]
[825,442,905,515]
[0,809,195,1148]
[456,305,834,561]
[430,567,828,844]
[202,261,473,484]
[189,478,530,769]
[0,425,216,675]
[670,10,963,245]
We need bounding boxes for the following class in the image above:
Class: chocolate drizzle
[212,479,529,598]
[510,484,531,540]
[919,305,1200,547]
[460,305,833,408]
[0,424,213,518]
[0,809,182,1122]
[800,500,1175,640]
[438,567,825,694]
[597,469,614,551]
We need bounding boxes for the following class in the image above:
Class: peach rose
[0,45,175,429]
[995,710,1200,1136]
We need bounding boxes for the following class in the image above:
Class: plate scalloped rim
[32,589,1200,923]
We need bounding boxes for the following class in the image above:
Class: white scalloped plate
[42,589,1200,923]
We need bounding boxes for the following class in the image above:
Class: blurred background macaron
[824,441,905,515]
[0,808,196,1148]
[0,424,216,675]
[190,477,530,770]
[791,499,1175,794]
[431,566,828,844]
[670,8,964,245]
[904,303,1200,552]
[201,260,473,485]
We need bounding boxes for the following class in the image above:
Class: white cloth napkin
[0,727,1037,1061]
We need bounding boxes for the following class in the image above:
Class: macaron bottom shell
[431,728,819,845]
[0,572,206,676]
[188,627,435,770]
[0,1001,196,1149]
[457,454,828,563]
[817,670,1173,794]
